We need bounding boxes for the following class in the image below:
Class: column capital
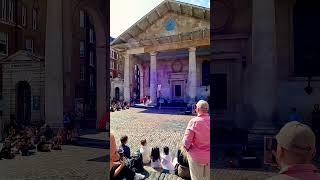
[189,47,196,52]
[150,51,158,56]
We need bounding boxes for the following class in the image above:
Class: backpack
[126,151,144,173]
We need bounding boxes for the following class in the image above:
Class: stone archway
[71,4,107,129]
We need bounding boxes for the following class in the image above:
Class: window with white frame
[80,10,85,28]
[80,41,85,57]
[89,74,94,88]
[89,28,94,43]
[1,0,7,20]
[21,5,26,26]
[25,39,33,53]
[80,65,85,80]
[89,51,94,66]
[0,32,8,56]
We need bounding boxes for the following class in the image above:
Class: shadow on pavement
[87,155,108,162]
[72,137,109,150]
[136,108,191,115]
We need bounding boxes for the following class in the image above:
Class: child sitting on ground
[161,146,175,173]
[37,136,50,152]
[0,138,14,159]
[150,147,161,169]
[139,139,150,164]
[120,135,131,158]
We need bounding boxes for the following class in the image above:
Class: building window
[80,41,85,57]
[80,10,85,28]
[202,60,210,86]
[89,51,94,66]
[1,0,7,20]
[8,0,14,22]
[80,65,85,80]
[89,28,94,43]
[0,32,8,56]
[21,5,26,26]
[32,9,38,30]
[89,74,94,89]
[110,60,114,69]
[25,39,33,53]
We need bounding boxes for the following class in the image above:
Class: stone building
[0,0,47,137]
[212,0,320,132]
[46,0,108,129]
[0,0,108,137]
[110,46,124,102]
[111,0,210,105]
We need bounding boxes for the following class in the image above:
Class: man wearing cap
[183,100,210,180]
[266,121,320,180]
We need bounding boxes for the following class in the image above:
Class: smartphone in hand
[264,136,278,166]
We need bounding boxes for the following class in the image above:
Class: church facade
[111,0,210,105]
[213,0,320,131]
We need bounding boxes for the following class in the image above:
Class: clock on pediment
[172,60,183,72]
[165,18,176,31]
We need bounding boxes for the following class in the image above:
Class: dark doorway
[115,87,120,101]
[135,65,140,102]
[16,81,31,126]
[211,74,227,110]
[293,1,320,76]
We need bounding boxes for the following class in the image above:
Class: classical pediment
[111,0,210,50]
[1,50,44,63]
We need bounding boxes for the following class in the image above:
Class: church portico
[111,0,210,105]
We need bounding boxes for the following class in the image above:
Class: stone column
[124,53,131,102]
[150,52,157,105]
[45,0,63,128]
[250,0,277,132]
[188,47,197,103]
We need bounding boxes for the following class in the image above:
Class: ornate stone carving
[172,60,183,72]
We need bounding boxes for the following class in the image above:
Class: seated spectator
[161,146,175,174]
[175,146,190,179]
[110,133,145,180]
[19,138,30,156]
[139,139,151,164]
[120,135,131,158]
[51,137,62,150]
[266,121,320,180]
[150,147,161,169]
[56,128,64,145]
[33,128,41,145]
[44,125,54,142]
[0,138,14,159]
[37,136,50,152]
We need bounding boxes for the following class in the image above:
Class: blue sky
[110,0,210,38]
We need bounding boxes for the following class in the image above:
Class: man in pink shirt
[183,100,210,180]
[266,121,320,180]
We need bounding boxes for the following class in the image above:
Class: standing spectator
[183,100,210,180]
[44,125,54,142]
[266,121,320,180]
[288,107,303,122]
[120,135,131,159]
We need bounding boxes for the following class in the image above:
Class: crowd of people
[0,111,80,160]
[110,100,130,112]
[110,100,211,180]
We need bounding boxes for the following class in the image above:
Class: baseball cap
[276,121,316,155]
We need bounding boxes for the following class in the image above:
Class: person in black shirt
[175,146,190,179]
[120,135,131,159]
[44,125,54,142]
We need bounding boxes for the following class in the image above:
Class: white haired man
[266,121,320,180]
[183,100,210,180]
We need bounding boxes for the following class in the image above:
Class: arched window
[202,60,210,86]
[293,1,320,76]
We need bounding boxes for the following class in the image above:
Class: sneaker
[134,173,145,180]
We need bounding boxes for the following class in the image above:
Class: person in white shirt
[139,139,151,164]
[161,146,175,174]
[150,147,162,169]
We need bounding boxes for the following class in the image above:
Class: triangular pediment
[1,50,44,63]
[111,0,210,47]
